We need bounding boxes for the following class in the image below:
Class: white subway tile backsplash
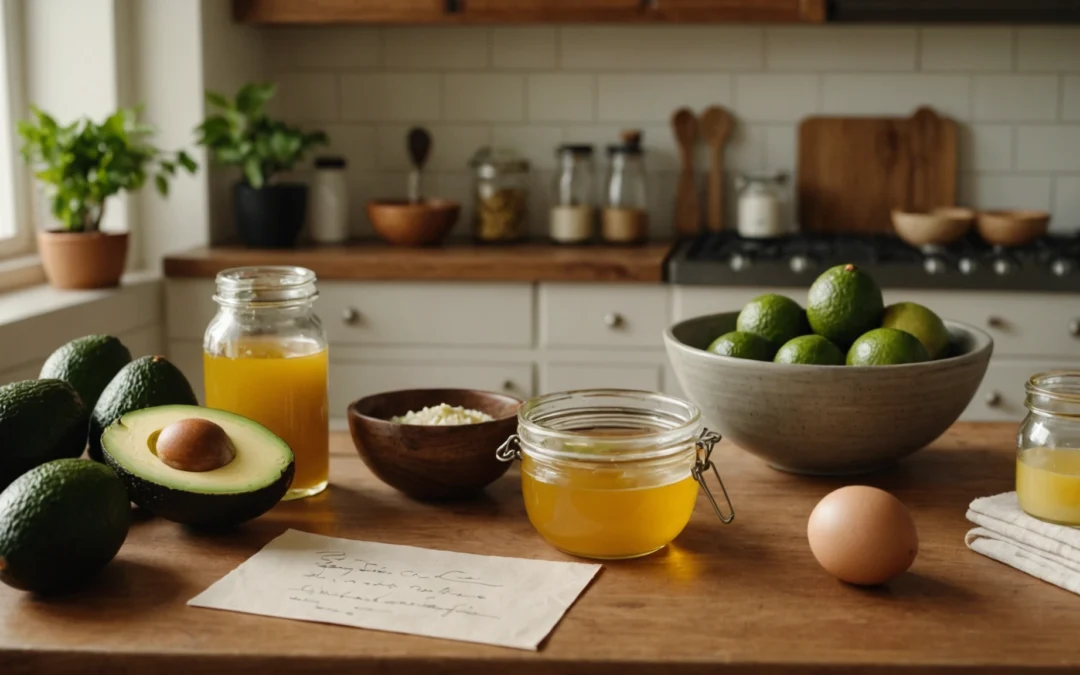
[973,75,1059,121]
[765,125,797,173]
[597,74,731,122]
[341,73,441,122]
[820,75,970,119]
[1017,126,1080,171]
[272,73,338,123]
[560,124,678,171]
[376,124,490,171]
[1065,76,1080,121]
[1053,177,1080,233]
[384,28,489,70]
[492,28,557,69]
[444,73,525,122]
[527,74,595,122]
[265,28,380,71]
[920,28,1013,72]
[959,124,1012,171]
[766,27,917,72]
[960,175,1052,211]
[432,172,475,236]
[561,27,763,72]
[1018,28,1080,72]
[734,75,819,122]
[725,124,768,173]
[492,126,564,171]
[320,124,377,172]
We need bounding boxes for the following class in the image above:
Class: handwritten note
[188,529,601,650]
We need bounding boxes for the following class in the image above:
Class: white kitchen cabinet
[964,358,1080,422]
[542,362,662,393]
[167,341,205,405]
[540,283,669,349]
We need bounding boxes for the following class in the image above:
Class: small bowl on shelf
[347,388,521,500]
[976,210,1051,247]
[891,207,975,247]
[366,199,460,247]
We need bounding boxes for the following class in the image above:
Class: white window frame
[0,0,32,261]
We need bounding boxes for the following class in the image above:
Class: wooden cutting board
[797,106,958,234]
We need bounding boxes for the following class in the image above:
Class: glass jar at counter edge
[1016,371,1080,526]
[470,147,530,245]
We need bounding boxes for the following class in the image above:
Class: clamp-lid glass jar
[1016,371,1080,525]
[497,389,733,560]
[470,147,529,243]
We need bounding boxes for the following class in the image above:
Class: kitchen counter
[2,423,1076,674]
[163,242,672,283]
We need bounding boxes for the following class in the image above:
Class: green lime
[736,294,808,348]
[774,335,845,365]
[846,328,930,366]
[706,331,776,361]
[806,263,885,348]
[882,302,949,360]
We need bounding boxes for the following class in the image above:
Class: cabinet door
[964,358,1080,422]
[542,362,662,394]
[650,0,825,22]
[234,0,450,23]
[462,0,643,21]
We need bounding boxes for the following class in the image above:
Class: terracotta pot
[36,230,129,290]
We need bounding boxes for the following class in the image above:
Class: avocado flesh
[101,405,294,527]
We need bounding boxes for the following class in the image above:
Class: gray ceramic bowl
[664,313,993,475]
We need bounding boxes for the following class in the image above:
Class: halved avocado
[100,405,294,528]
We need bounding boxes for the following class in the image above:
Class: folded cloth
[965,491,1080,596]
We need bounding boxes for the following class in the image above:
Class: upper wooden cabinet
[233,0,826,24]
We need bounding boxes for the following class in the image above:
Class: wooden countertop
[163,242,672,283]
[2,423,1075,674]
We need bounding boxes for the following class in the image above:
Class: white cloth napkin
[965,492,1080,595]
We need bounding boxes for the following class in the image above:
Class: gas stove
[666,231,1080,292]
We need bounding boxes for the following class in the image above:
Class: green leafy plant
[17,107,197,233]
[196,82,329,190]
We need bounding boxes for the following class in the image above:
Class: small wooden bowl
[892,207,975,247]
[366,199,460,247]
[976,210,1051,247]
[347,389,521,500]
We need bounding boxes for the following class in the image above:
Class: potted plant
[18,107,197,290]
[196,83,328,248]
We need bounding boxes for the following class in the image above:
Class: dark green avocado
[89,355,197,462]
[101,405,294,528]
[0,379,89,490]
[0,458,130,594]
[40,335,131,410]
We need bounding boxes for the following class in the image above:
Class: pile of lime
[707,264,951,367]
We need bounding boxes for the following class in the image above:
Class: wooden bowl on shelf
[891,207,975,247]
[366,199,460,247]
[976,210,1051,247]
[347,388,521,500]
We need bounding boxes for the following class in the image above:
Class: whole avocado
[0,459,131,594]
[806,264,884,349]
[41,335,132,410]
[0,379,89,490]
[89,356,197,462]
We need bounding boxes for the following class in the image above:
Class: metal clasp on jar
[694,429,735,524]
[496,435,522,462]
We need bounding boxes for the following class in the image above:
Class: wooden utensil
[406,127,432,204]
[698,106,733,232]
[797,107,957,234]
[671,107,700,237]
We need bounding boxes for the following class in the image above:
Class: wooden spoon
[699,106,733,232]
[671,107,700,237]
[407,127,432,204]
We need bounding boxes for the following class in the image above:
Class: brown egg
[807,485,918,586]
[155,418,236,472]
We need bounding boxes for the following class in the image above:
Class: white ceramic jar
[310,156,348,244]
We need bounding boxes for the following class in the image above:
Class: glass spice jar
[203,266,329,500]
[602,131,648,245]
[1016,371,1080,525]
[549,144,596,244]
[470,147,529,243]
[497,389,734,560]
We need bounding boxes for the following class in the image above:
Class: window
[0,0,29,260]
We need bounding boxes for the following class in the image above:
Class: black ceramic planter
[234,182,308,248]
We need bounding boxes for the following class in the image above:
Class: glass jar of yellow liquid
[204,266,329,500]
[497,389,734,560]
[1017,371,1080,525]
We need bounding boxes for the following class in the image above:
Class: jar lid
[557,144,594,156]
[315,156,346,169]
[469,146,530,172]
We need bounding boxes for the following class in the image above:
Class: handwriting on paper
[188,529,601,650]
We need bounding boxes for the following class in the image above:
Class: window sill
[0,255,45,293]
[0,270,160,328]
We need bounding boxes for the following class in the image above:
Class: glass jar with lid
[470,147,529,243]
[602,131,648,245]
[203,266,329,500]
[497,389,734,560]
[1016,371,1080,525]
[549,144,595,244]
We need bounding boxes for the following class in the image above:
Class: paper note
[188,529,601,651]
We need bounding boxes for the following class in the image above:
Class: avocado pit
[155,418,236,472]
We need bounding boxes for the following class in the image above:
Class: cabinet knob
[985,391,1002,407]
[1070,319,1080,337]
[986,316,1006,330]
[341,307,361,325]
[604,312,624,329]
[502,380,516,394]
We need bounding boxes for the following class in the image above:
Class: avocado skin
[103,452,294,528]
[40,335,132,410]
[89,356,197,462]
[0,380,89,490]
[0,459,130,594]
